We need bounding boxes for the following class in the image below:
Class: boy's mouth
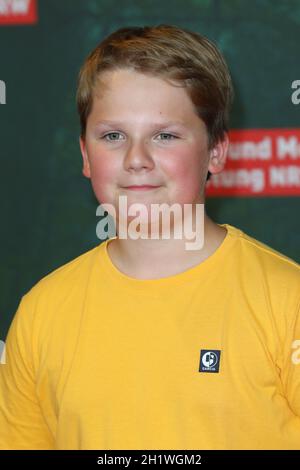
[123,185,161,191]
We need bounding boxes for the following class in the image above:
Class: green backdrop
[0,0,299,338]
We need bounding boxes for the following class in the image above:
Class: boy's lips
[123,185,161,191]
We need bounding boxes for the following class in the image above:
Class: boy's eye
[156,133,178,141]
[101,132,123,142]
[101,132,178,142]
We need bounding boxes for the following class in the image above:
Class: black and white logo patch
[199,349,221,373]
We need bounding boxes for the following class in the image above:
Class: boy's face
[80,68,228,219]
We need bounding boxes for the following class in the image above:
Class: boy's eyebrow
[94,119,188,129]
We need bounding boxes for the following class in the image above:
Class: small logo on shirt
[199,349,221,373]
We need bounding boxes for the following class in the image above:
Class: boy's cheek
[90,180,112,206]
[89,160,115,183]
[89,169,118,205]
[169,162,204,193]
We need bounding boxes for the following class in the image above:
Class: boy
[0,24,299,450]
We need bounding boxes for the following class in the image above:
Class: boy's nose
[123,140,155,171]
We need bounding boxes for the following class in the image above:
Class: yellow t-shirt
[0,223,300,450]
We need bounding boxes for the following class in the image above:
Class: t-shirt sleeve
[0,295,55,449]
[281,294,300,417]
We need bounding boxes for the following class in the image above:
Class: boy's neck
[106,213,227,280]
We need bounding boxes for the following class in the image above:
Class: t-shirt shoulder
[227,223,300,272]
[226,225,300,349]
[24,242,102,300]
[227,224,300,313]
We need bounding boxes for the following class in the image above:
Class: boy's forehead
[94,68,188,100]
[90,70,205,130]
[94,119,189,129]
[89,99,205,133]
[96,68,168,84]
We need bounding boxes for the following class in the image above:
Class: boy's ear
[207,133,229,175]
[79,136,91,178]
